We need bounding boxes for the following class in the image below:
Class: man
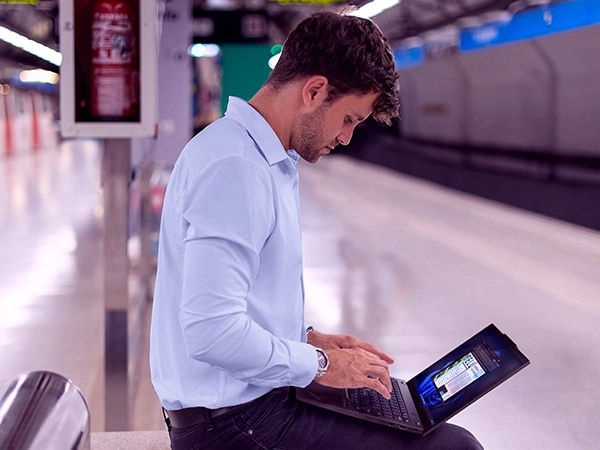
[150,10,483,449]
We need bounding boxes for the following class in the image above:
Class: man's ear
[301,76,329,108]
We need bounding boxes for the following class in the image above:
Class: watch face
[317,349,328,369]
[318,357,327,369]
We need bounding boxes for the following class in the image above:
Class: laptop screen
[407,323,529,433]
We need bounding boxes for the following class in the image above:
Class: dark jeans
[168,388,484,450]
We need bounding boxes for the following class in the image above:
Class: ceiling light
[19,69,59,85]
[350,0,400,19]
[0,25,62,66]
[188,43,220,58]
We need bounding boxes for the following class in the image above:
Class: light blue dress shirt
[150,97,318,410]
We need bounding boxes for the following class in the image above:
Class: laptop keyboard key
[346,379,410,422]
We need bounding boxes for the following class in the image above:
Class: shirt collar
[286,150,300,165]
[224,96,291,166]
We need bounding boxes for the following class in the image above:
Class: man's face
[291,92,379,164]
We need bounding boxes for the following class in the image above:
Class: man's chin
[311,152,327,164]
[314,148,333,163]
[299,152,323,164]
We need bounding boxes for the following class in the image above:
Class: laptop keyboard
[345,378,410,422]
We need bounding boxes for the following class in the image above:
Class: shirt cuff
[288,340,319,387]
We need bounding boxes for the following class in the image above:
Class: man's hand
[307,330,395,399]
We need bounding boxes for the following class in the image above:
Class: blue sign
[461,0,600,52]
[393,45,424,69]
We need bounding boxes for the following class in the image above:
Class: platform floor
[1,138,600,449]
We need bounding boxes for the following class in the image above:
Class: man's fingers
[366,369,392,394]
[357,342,395,364]
[365,377,392,400]
[318,347,394,399]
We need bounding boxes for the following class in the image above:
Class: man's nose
[337,130,352,146]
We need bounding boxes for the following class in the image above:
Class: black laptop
[295,323,529,436]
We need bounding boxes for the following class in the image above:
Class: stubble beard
[292,107,327,164]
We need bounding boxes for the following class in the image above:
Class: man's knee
[421,423,484,450]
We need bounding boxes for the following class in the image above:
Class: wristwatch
[315,348,329,378]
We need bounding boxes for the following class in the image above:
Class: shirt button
[248,429,254,435]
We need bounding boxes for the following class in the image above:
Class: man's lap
[168,388,483,450]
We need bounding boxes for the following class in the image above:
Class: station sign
[193,10,269,43]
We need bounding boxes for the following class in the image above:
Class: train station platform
[1,137,599,449]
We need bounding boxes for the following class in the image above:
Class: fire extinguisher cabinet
[59,0,157,138]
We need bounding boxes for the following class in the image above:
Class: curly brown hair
[266,11,400,125]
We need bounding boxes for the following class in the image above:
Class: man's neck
[248,84,301,150]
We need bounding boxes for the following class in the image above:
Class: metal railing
[0,370,90,450]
